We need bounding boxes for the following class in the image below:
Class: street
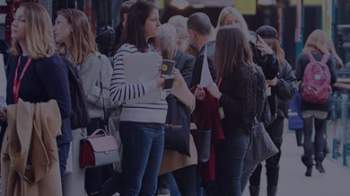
[243,131,350,196]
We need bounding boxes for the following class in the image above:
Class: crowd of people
[0,1,343,196]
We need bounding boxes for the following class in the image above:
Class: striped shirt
[110,43,168,124]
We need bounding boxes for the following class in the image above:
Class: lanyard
[13,56,32,103]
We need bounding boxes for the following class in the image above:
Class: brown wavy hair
[56,9,96,65]
[267,38,287,70]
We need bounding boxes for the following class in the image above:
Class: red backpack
[301,53,332,104]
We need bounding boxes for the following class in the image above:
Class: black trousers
[302,117,327,166]
[249,117,284,188]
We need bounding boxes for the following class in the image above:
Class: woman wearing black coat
[249,26,297,196]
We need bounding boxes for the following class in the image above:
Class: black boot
[315,151,326,174]
[305,166,313,177]
[267,186,277,196]
[301,156,313,177]
[315,162,326,173]
[249,186,260,196]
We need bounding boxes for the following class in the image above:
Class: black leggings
[302,117,327,165]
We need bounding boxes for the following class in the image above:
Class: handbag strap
[217,78,222,88]
[97,55,108,126]
[89,128,107,138]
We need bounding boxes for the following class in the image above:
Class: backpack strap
[321,53,330,64]
[307,53,316,63]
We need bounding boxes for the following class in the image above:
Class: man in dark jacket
[187,12,216,88]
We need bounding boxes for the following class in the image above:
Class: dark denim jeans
[119,122,165,196]
[216,131,250,196]
[249,117,284,188]
[58,142,71,177]
[159,165,199,196]
[302,117,327,165]
[158,173,180,196]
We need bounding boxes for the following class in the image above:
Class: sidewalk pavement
[1,132,348,196]
[243,132,350,196]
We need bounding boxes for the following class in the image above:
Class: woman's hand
[256,36,274,56]
[266,77,278,87]
[194,86,206,101]
[207,83,222,99]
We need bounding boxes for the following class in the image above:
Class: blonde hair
[216,7,250,39]
[9,3,56,59]
[157,23,177,59]
[168,15,189,52]
[57,9,96,65]
[303,30,329,54]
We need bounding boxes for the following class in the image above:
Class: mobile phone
[249,31,258,44]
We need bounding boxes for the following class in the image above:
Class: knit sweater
[6,55,71,143]
[110,43,167,124]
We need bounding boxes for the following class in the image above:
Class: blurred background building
[0,0,349,65]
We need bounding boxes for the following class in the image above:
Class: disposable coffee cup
[161,59,175,76]
[161,59,175,90]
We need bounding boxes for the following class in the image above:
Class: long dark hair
[124,0,157,52]
[113,0,135,54]
[215,26,257,117]
[215,26,253,79]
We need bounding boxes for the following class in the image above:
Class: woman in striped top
[110,1,166,196]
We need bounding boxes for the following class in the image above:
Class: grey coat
[77,53,113,119]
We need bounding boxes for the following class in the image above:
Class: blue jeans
[58,142,71,177]
[159,165,199,196]
[216,131,250,196]
[119,122,165,196]
[159,173,181,196]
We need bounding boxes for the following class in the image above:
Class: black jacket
[296,51,337,112]
[274,61,297,118]
[219,65,259,134]
[191,44,217,87]
[255,66,268,122]
[250,42,279,125]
